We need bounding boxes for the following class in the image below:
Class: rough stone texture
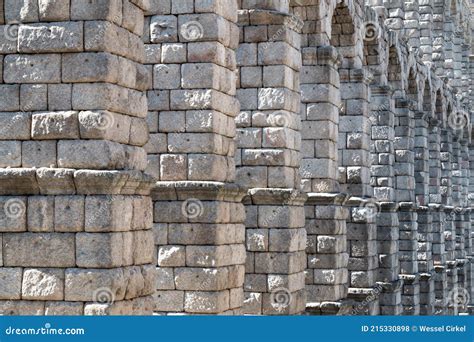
[0,0,471,317]
[0,0,154,316]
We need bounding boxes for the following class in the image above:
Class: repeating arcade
[0,0,471,316]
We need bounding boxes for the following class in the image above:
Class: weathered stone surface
[0,196,27,232]
[0,268,22,299]
[76,232,129,268]
[27,196,54,232]
[0,112,31,140]
[22,141,57,168]
[71,0,122,23]
[4,54,61,83]
[3,233,75,267]
[38,0,71,21]
[54,196,85,232]
[0,141,21,167]
[20,84,47,111]
[18,22,83,53]
[64,268,126,302]
[84,195,133,232]
[44,302,83,315]
[5,0,39,22]
[22,268,65,300]
[36,168,76,195]
[32,111,79,140]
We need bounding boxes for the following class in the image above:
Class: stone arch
[364,13,403,315]
[329,0,378,315]
[406,66,419,107]
[435,88,445,123]
[330,0,359,68]
[291,0,363,315]
[449,0,458,22]
[387,41,405,96]
[328,1,372,197]
[446,102,454,125]
[422,78,434,118]
[362,7,387,86]
[235,1,308,315]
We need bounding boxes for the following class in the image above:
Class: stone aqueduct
[0,0,472,316]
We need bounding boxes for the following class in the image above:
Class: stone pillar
[461,208,472,314]
[305,194,351,315]
[414,111,429,206]
[145,1,247,315]
[470,56,474,110]
[369,86,402,315]
[441,129,456,311]
[457,139,471,314]
[346,197,379,315]
[443,17,455,82]
[394,97,420,315]
[300,46,341,194]
[0,0,155,315]
[429,118,442,204]
[339,69,376,315]
[452,137,468,305]
[376,203,402,315]
[398,203,420,315]
[460,140,470,210]
[236,2,306,315]
[468,147,474,313]
[430,204,448,315]
[451,140,470,315]
[394,98,416,205]
[370,86,395,204]
[428,117,448,314]
[452,138,462,205]
[413,106,434,315]
[403,0,420,49]
[432,0,445,77]
[451,31,463,91]
[461,44,470,107]
[444,206,459,315]
[440,128,453,206]
[446,137,462,315]
[418,0,433,64]
[297,42,351,314]
[417,206,435,315]
[338,69,372,197]
[384,0,405,35]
